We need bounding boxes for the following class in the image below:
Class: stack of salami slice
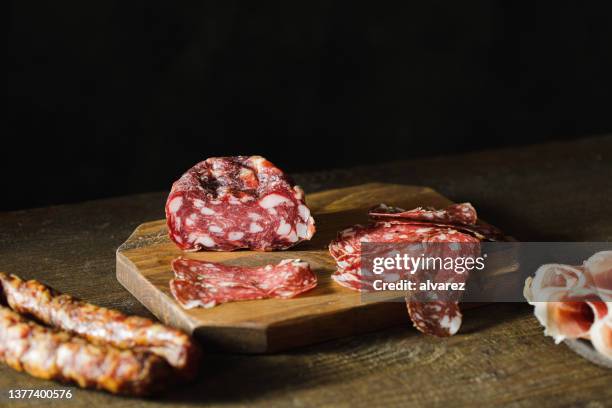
[329,203,507,337]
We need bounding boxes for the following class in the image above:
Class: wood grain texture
[117,183,475,352]
[1,136,611,407]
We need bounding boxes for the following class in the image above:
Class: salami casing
[170,258,317,309]
[165,156,315,251]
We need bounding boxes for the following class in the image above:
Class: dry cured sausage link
[165,156,315,251]
[0,306,170,396]
[170,258,317,309]
[0,273,200,379]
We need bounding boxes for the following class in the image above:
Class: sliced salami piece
[407,301,463,337]
[369,202,477,225]
[329,222,480,288]
[166,156,315,251]
[331,263,374,292]
[369,203,505,241]
[170,258,318,309]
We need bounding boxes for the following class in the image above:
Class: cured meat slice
[165,156,315,251]
[369,203,505,241]
[524,251,612,360]
[0,306,171,396]
[0,272,200,379]
[407,301,462,337]
[170,258,318,309]
[584,251,612,299]
[369,202,478,225]
[590,316,612,359]
[329,218,481,337]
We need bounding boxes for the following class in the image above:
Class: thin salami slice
[170,258,318,309]
[369,202,478,225]
[407,301,462,337]
[165,156,315,251]
[369,203,505,241]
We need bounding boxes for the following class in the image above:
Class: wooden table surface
[1,136,611,407]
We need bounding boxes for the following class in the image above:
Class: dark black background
[5,2,612,210]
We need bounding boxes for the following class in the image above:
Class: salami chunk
[170,258,318,309]
[166,156,315,251]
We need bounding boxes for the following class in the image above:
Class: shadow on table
[159,351,345,404]
[161,303,531,404]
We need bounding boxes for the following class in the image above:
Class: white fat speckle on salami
[168,197,183,213]
[165,156,316,251]
[276,219,291,236]
[228,232,244,241]
[195,235,216,248]
[200,207,215,215]
[250,223,264,233]
[259,193,293,209]
[170,258,318,309]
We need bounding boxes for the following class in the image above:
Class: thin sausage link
[0,306,170,395]
[0,273,200,378]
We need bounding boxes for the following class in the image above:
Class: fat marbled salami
[170,258,318,309]
[165,156,315,251]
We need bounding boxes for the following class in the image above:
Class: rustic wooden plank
[0,136,611,407]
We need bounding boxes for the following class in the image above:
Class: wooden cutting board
[116,183,511,353]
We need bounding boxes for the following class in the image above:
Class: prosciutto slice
[524,251,612,360]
